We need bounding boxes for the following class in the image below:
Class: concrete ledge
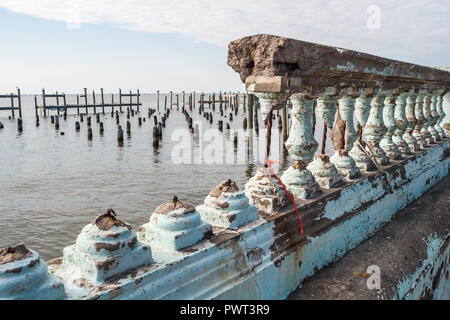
[288,175,450,300]
[227,34,450,93]
[45,139,449,300]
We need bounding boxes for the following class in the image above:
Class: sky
[0,0,449,94]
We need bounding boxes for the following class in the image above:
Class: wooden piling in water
[281,101,288,141]
[158,122,162,138]
[119,88,123,113]
[17,88,22,119]
[117,125,124,142]
[42,89,47,117]
[84,88,88,114]
[101,88,105,114]
[157,90,160,110]
[153,127,159,147]
[247,94,254,130]
[111,94,115,114]
[34,96,38,118]
[63,94,67,119]
[129,90,133,113]
[17,118,23,132]
[92,90,97,114]
[55,91,60,116]
[137,89,140,112]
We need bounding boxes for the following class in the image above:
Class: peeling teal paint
[336,62,356,72]
[0,247,65,300]
[392,232,450,300]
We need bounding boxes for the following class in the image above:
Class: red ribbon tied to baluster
[263,158,304,234]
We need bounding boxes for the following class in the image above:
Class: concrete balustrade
[1,34,449,300]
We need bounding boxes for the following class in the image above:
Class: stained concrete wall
[288,175,450,300]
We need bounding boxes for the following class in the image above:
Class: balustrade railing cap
[227,34,450,95]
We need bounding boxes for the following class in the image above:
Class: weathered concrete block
[0,244,65,300]
[307,154,343,189]
[288,175,450,300]
[56,210,152,284]
[139,197,212,251]
[197,179,259,229]
[245,167,292,214]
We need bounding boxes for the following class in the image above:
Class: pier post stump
[247,94,254,130]
[117,125,124,143]
[17,118,23,132]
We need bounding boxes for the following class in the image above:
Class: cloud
[0,0,449,64]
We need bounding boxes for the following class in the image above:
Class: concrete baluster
[422,94,434,144]
[413,94,428,148]
[429,95,441,142]
[253,92,289,122]
[442,92,450,136]
[435,95,446,138]
[307,95,344,188]
[349,95,375,171]
[330,96,361,180]
[403,94,420,152]
[364,95,390,166]
[280,93,321,199]
[392,94,411,155]
[380,95,402,160]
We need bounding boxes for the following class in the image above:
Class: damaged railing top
[227,34,450,95]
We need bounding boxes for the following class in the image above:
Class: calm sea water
[0,93,331,260]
